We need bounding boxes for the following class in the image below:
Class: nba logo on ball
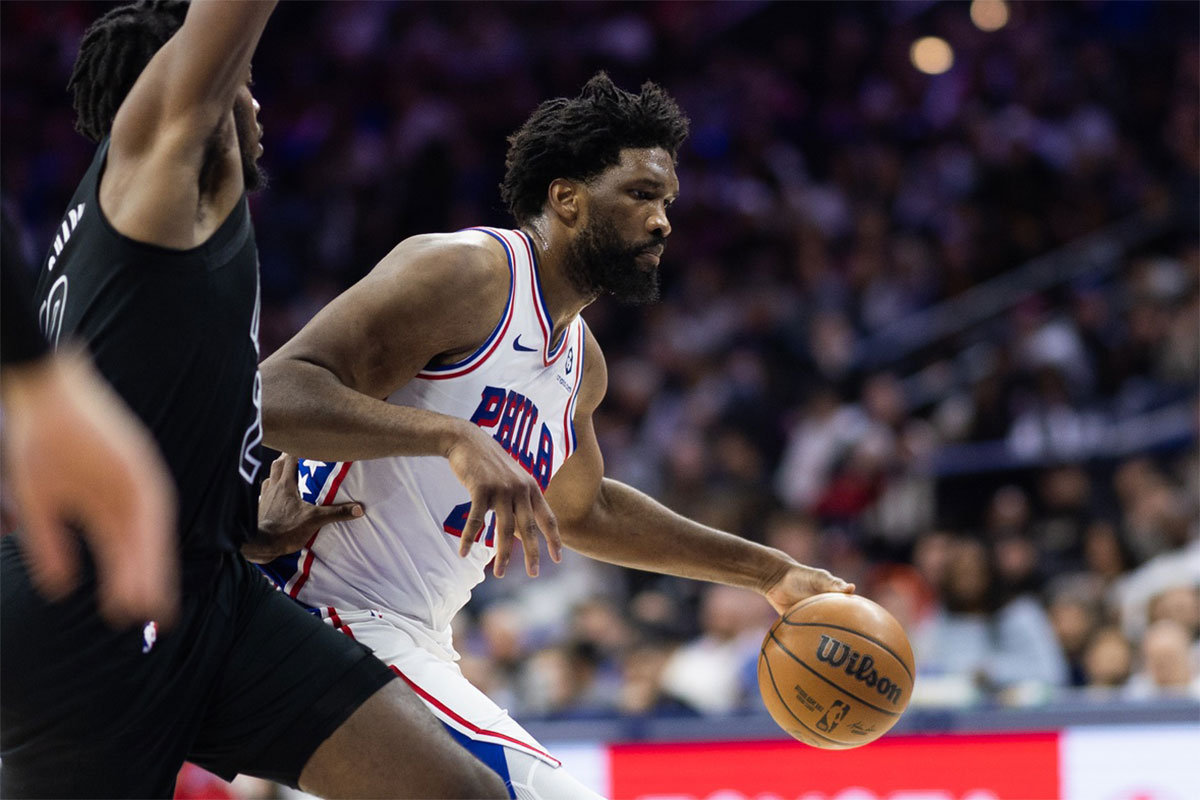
[758,593,914,749]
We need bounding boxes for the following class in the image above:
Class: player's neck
[521,222,593,346]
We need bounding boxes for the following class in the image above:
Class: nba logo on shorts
[142,621,158,654]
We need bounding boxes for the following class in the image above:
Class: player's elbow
[259,356,314,447]
[554,505,608,554]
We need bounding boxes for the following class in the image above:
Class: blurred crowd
[3,0,1198,757]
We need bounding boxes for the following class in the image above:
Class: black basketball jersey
[32,140,263,583]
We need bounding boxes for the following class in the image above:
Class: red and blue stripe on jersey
[257,458,351,596]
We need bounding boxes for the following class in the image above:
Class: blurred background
[3,1,1197,798]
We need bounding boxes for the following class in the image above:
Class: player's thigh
[347,609,557,763]
[190,562,502,797]
[298,676,508,799]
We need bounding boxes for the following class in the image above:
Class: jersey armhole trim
[418,228,517,380]
[561,321,585,459]
[285,460,353,598]
[514,230,570,367]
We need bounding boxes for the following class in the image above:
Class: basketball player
[257,73,856,799]
[1,2,506,797]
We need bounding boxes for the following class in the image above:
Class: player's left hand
[762,563,855,616]
[243,453,364,563]
[2,348,178,628]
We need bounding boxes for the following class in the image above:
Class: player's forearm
[563,478,798,595]
[169,0,277,109]
[261,357,469,462]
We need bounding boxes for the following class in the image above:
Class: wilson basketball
[758,592,914,749]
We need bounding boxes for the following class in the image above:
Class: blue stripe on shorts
[442,723,516,799]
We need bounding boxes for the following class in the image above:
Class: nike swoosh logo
[513,336,538,352]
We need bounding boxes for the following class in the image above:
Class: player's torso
[33,139,264,566]
[265,227,586,654]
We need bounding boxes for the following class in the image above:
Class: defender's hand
[243,453,363,564]
[444,424,562,578]
[762,563,855,616]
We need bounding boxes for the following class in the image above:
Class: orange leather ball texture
[758,592,915,749]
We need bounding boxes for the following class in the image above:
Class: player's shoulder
[379,230,511,294]
[367,227,513,319]
[387,230,509,275]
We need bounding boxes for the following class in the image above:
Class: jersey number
[238,371,263,483]
[442,502,495,547]
[238,276,264,484]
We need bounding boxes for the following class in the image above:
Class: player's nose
[647,205,671,239]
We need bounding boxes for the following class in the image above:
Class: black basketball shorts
[0,534,395,798]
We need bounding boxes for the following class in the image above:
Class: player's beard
[233,99,268,194]
[565,213,663,305]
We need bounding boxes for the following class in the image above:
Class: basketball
[758,592,914,749]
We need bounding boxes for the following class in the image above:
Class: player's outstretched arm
[544,329,853,614]
[260,233,561,576]
[103,0,277,248]
[1,347,178,626]
[112,0,276,147]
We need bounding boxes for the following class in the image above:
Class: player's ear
[547,179,582,226]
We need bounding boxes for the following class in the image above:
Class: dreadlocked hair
[501,72,690,224]
[68,0,188,142]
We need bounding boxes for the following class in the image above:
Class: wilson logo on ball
[814,634,903,706]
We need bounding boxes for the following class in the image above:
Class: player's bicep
[545,334,608,536]
[269,275,447,400]
[545,416,605,537]
[266,237,504,400]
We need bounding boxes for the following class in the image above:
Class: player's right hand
[762,563,855,616]
[444,424,562,578]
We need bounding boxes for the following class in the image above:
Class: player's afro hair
[68,0,188,143]
[501,72,690,224]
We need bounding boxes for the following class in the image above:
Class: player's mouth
[636,245,664,269]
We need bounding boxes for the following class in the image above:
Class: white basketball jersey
[261,228,586,659]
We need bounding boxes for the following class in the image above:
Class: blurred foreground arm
[2,348,178,627]
[2,214,176,626]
